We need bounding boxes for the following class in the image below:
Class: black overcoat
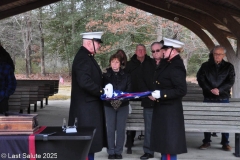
[125,54,151,92]
[68,46,107,153]
[103,68,131,107]
[150,55,187,154]
[197,59,235,99]
[138,58,157,108]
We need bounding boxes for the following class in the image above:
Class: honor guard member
[68,32,112,160]
[151,38,187,160]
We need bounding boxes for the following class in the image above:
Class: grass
[49,85,71,100]
[49,94,70,100]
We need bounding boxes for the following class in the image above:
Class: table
[0,126,96,160]
[35,127,96,160]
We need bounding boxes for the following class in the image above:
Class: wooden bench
[8,80,59,114]
[16,80,59,106]
[8,86,40,113]
[126,101,240,157]
[183,82,240,102]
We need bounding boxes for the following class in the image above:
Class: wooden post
[235,133,240,157]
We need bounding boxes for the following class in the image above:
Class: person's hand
[211,88,219,95]
[151,90,161,99]
[103,83,113,98]
[148,95,156,101]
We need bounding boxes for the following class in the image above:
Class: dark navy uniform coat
[150,55,187,154]
[68,46,107,153]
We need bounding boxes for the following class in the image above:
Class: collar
[106,68,124,77]
[81,46,95,57]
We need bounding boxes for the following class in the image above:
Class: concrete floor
[34,100,240,160]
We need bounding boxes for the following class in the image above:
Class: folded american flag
[101,90,152,101]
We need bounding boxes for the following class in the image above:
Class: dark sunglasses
[151,49,161,53]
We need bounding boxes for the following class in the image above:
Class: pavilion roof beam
[121,0,235,61]
[135,0,235,39]
[119,0,214,49]
[227,0,240,11]
[173,0,240,38]
[0,0,19,6]
[0,0,60,20]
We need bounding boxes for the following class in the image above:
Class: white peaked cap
[163,37,184,48]
[80,32,104,43]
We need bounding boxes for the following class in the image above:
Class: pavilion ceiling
[116,0,240,55]
[0,0,61,20]
[1,0,240,56]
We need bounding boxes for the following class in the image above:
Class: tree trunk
[183,57,188,71]
[38,8,46,76]
[70,0,76,76]
[27,12,32,76]
[156,17,162,41]
[22,12,32,78]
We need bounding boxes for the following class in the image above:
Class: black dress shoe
[127,148,132,154]
[115,154,122,159]
[140,153,154,159]
[108,154,115,159]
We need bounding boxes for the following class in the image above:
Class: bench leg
[235,133,240,157]
[41,100,43,108]
[34,103,37,112]
[138,131,145,140]
[28,105,30,114]
[45,97,48,105]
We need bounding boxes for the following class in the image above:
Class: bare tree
[38,8,46,76]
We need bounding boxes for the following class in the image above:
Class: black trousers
[0,98,9,114]
[125,130,136,148]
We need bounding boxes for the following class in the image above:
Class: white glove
[103,83,113,98]
[151,90,161,99]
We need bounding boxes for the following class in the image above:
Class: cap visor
[161,45,172,49]
[93,39,103,43]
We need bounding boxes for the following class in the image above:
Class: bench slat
[127,119,144,123]
[184,115,240,121]
[183,106,240,111]
[184,111,240,116]
[185,124,240,133]
[184,120,240,126]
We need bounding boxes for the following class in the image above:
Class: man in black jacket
[138,41,163,159]
[124,44,151,154]
[197,45,235,151]
[0,44,16,115]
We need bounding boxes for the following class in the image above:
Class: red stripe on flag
[167,154,170,160]
[29,126,47,160]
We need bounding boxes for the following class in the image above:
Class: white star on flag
[113,92,118,96]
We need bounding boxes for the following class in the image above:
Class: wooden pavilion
[1,0,240,97]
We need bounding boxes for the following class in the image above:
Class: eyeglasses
[151,49,161,53]
[213,53,224,56]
